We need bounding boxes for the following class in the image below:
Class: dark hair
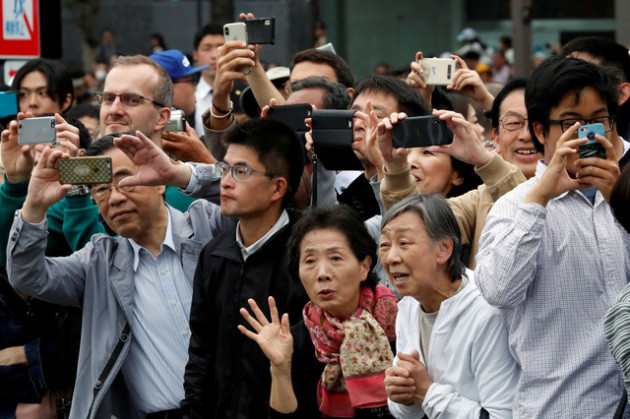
[445,92,474,119]
[381,194,465,282]
[288,205,379,289]
[461,50,480,62]
[526,56,620,153]
[194,23,224,50]
[560,37,630,138]
[12,59,74,112]
[611,163,630,234]
[448,158,482,198]
[292,77,352,110]
[223,118,305,208]
[499,35,512,50]
[290,49,355,88]
[490,78,528,129]
[65,103,100,121]
[84,132,131,157]
[385,65,411,79]
[65,118,92,150]
[151,33,167,50]
[351,75,430,117]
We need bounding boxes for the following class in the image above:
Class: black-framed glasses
[96,92,166,108]
[91,179,136,202]
[548,115,615,133]
[216,161,276,182]
[499,114,528,131]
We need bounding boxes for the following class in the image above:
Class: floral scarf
[303,284,398,418]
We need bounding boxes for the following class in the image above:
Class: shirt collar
[129,209,175,271]
[196,76,213,97]
[236,210,289,261]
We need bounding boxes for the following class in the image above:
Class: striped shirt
[475,161,630,417]
[123,212,193,414]
[606,282,630,402]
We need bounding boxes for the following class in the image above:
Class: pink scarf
[303,284,398,418]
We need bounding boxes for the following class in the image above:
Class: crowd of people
[1,14,630,419]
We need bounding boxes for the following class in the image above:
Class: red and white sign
[0,0,40,58]
[3,59,28,83]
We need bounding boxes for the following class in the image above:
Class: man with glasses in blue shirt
[475,55,630,417]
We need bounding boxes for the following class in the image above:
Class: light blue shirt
[123,212,192,413]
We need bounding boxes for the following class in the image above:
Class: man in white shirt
[192,24,224,136]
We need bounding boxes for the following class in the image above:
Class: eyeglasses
[216,161,276,182]
[91,179,136,202]
[96,92,166,108]
[499,114,528,131]
[548,115,615,133]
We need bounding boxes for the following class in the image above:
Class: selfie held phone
[578,123,606,159]
[58,156,112,185]
[18,116,57,145]
[267,104,312,133]
[391,116,454,148]
[419,58,457,86]
[0,91,18,118]
[311,109,363,171]
[243,17,275,44]
[223,22,250,75]
[164,109,186,132]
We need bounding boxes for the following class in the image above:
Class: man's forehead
[199,34,224,47]
[352,91,398,113]
[224,143,263,166]
[105,65,158,91]
[499,89,526,115]
[290,62,338,83]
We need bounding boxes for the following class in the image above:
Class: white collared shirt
[122,212,193,413]
[194,77,213,137]
[236,210,289,261]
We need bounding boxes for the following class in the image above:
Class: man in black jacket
[181,119,313,418]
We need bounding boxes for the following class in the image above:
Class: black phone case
[311,110,363,171]
[244,18,275,44]
[267,104,312,133]
[391,116,454,148]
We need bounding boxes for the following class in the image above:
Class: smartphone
[18,116,57,145]
[578,123,606,159]
[223,22,250,75]
[311,109,363,171]
[164,109,186,132]
[244,17,275,44]
[0,91,18,118]
[391,116,454,148]
[419,58,457,86]
[58,156,112,185]
[267,104,312,133]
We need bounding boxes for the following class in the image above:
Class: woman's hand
[238,296,294,371]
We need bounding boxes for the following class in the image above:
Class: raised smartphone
[164,109,186,132]
[18,116,57,145]
[311,109,363,171]
[391,116,454,148]
[419,58,457,86]
[244,17,275,44]
[578,123,606,159]
[223,22,250,75]
[58,156,112,185]
[0,91,18,118]
[267,104,312,133]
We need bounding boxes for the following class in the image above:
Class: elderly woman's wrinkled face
[299,228,371,320]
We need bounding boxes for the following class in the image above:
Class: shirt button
[183,330,190,336]
[601,244,608,250]
[161,269,167,275]
[171,300,177,306]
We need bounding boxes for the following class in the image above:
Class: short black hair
[193,23,224,50]
[65,118,92,150]
[526,56,620,153]
[290,49,355,88]
[66,103,100,121]
[223,118,305,208]
[85,132,131,157]
[292,77,352,110]
[560,37,630,83]
[12,59,74,113]
[351,75,430,117]
[611,163,630,234]
[490,78,527,129]
[287,205,379,290]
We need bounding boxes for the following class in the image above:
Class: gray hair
[381,194,465,282]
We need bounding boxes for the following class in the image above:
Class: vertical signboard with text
[0,0,40,58]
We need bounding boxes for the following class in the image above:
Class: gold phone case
[58,157,112,185]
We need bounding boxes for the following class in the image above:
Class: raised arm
[239,296,298,414]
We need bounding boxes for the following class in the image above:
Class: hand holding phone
[58,156,112,185]
[18,116,57,145]
[418,58,457,86]
[223,22,251,75]
[578,123,606,159]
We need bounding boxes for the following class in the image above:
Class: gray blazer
[7,199,234,419]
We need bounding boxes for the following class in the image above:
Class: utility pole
[511,0,532,77]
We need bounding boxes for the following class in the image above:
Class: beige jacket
[380,153,526,268]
